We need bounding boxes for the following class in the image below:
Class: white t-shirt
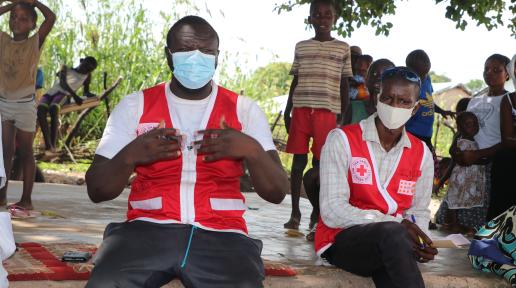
[467,93,506,149]
[96,82,276,159]
[46,68,89,96]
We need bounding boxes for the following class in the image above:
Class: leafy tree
[465,79,486,93]
[429,71,451,83]
[276,0,516,37]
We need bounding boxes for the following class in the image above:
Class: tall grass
[2,0,198,148]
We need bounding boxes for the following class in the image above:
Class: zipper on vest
[181,225,197,268]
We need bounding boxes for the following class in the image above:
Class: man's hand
[72,95,83,106]
[124,121,181,166]
[440,110,455,120]
[401,219,438,263]
[284,112,291,134]
[195,121,262,162]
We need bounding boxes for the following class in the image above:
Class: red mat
[3,242,296,281]
[3,242,96,281]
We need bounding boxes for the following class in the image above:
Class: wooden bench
[59,74,123,147]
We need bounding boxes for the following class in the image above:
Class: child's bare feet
[284,213,301,230]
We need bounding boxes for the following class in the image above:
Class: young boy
[405,49,454,149]
[37,56,97,152]
[0,0,55,210]
[349,54,372,101]
[283,0,351,231]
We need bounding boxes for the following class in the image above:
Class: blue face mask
[171,50,216,90]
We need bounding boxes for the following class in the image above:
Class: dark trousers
[86,221,264,288]
[488,148,516,220]
[321,222,425,288]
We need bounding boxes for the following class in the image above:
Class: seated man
[37,56,97,152]
[316,67,438,287]
[85,16,288,288]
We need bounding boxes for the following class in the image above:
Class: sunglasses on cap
[381,67,421,88]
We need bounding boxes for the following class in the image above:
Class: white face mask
[376,100,416,130]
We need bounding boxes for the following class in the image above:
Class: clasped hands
[125,119,262,166]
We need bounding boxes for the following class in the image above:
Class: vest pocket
[209,198,247,211]
[129,197,163,210]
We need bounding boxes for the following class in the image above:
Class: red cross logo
[357,165,367,176]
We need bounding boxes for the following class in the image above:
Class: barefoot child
[37,56,97,152]
[0,0,56,210]
[440,112,486,233]
[283,0,351,230]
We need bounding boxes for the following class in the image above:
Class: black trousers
[488,148,516,220]
[86,221,264,288]
[321,222,425,288]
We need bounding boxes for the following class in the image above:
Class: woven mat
[3,242,96,281]
[3,242,296,281]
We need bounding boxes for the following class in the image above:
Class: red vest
[127,83,248,234]
[314,123,426,255]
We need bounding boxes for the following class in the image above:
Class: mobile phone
[61,251,92,262]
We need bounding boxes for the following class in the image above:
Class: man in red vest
[85,16,288,288]
[315,67,438,287]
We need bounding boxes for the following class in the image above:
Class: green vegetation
[433,117,454,158]
[429,71,451,83]
[38,161,90,173]
[465,79,486,93]
[2,0,200,150]
[276,0,516,37]
[1,0,463,176]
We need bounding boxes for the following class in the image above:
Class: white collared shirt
[319,114,434,234]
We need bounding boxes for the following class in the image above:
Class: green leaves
[24,0,197,148]
[276,0,516,37]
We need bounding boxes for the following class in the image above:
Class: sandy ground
[4,182,508,288]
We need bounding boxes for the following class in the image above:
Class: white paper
[445,233,471,246]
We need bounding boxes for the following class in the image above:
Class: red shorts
[286,107,337,160]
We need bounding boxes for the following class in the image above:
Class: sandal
[7,205,41,219]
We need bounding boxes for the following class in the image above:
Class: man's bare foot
[8,201,34,211]
[284,214,300,230]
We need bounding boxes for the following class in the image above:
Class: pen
[410,215,426,249]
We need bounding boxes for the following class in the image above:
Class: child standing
[283,0,351,230]
[0,0,55,210]
[349,54,371,101]
[439,112,486,233]
[37,56,97,152]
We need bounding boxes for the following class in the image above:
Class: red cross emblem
[357,165,368,177]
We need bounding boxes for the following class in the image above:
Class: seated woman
[488,53,516,219]
[37,56,97,152]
